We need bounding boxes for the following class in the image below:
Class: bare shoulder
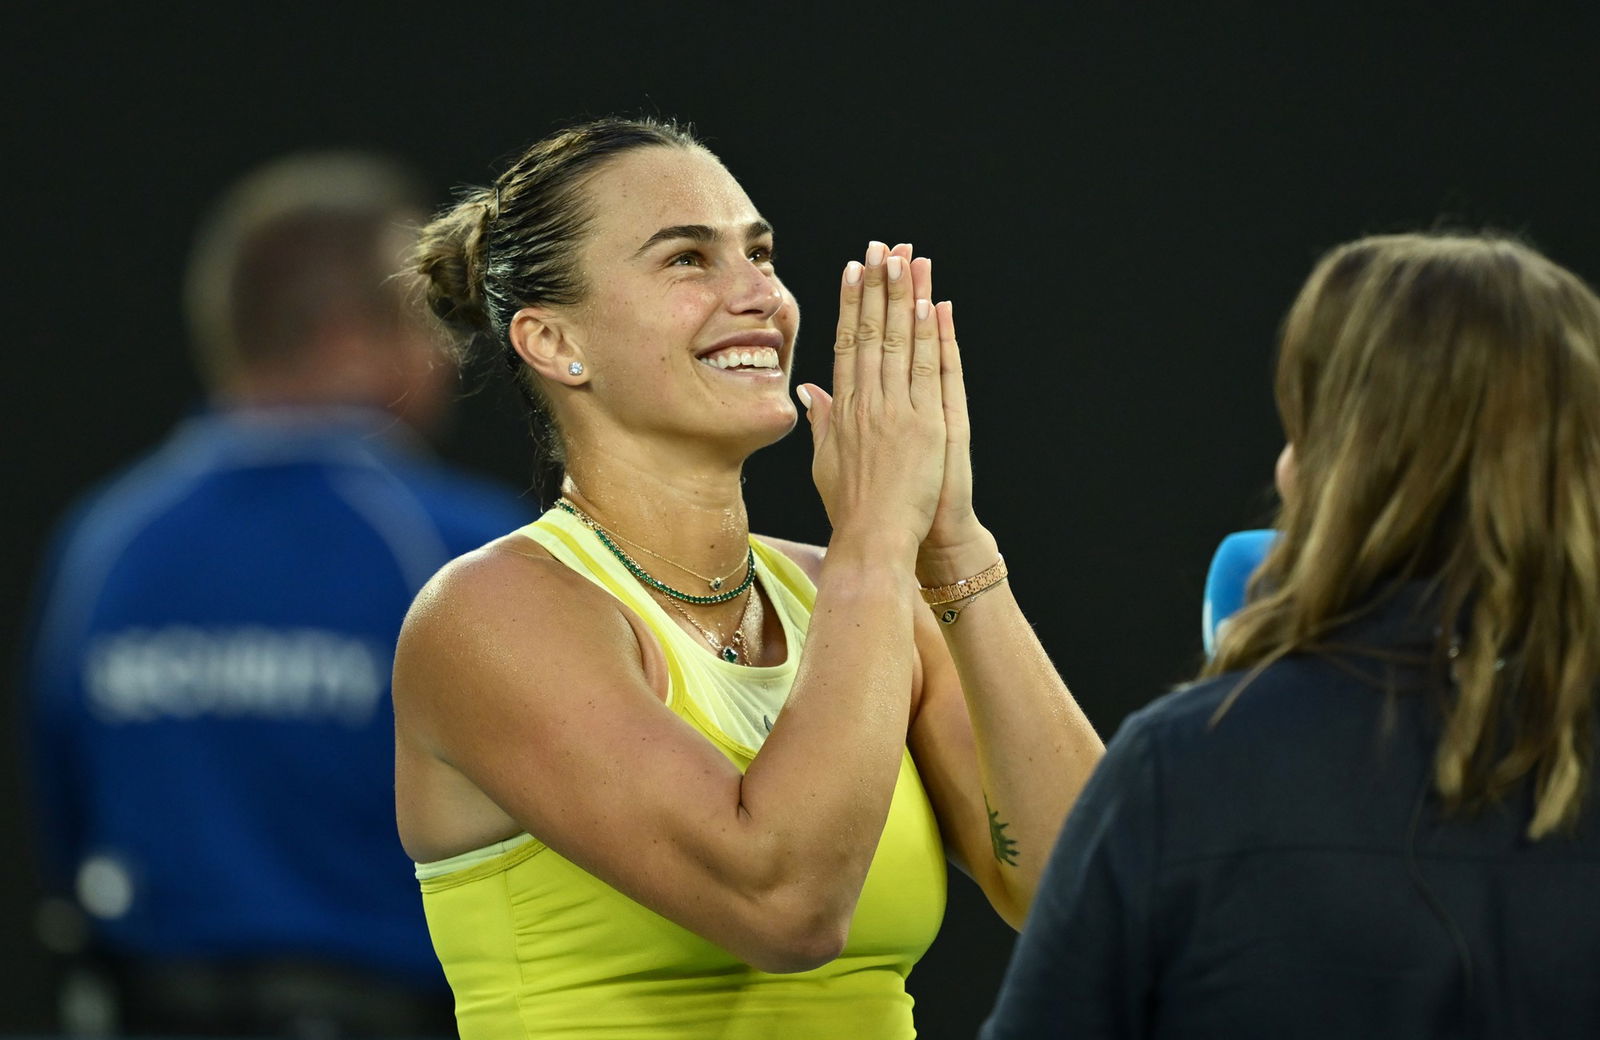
[395,531,650,725]
[754,534,826,584]
[405,532,619,639]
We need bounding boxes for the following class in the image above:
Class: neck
[559,440,751,583]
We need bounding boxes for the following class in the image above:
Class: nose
[724,258,783,319]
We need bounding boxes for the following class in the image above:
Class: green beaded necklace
[555,499,756,605]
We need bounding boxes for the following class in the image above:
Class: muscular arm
[787,249,1103,927]
[897,254,1102,926]
[768,534,1103,930]
[394,532,918,974]
[909,534,1103,928]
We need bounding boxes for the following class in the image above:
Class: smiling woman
[394,116,1104,1039]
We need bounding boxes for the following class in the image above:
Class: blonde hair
[1207,233,1600,839]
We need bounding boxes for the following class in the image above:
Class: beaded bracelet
[919,556,1008,606]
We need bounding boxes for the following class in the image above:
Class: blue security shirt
[26,406,531,985]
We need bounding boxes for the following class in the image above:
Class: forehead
[582,147,763,248]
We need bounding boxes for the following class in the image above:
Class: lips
[695,329,786,358]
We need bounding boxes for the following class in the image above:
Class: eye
[668,250,705,267]
[748,244,776,264]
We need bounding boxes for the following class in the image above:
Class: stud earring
[568,361,585,376]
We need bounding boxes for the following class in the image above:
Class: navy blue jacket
[26,407,530,985]
[982,594,1600,1039]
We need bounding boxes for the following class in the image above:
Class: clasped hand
[798,242,979,566]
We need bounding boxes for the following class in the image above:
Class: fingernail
[866,241,887,266]
[916,298,930,320]
[887,255,904,281]
[844,261,863,285]
[796,386,813,408]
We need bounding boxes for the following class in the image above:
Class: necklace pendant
[720,645,739,663]
[709,578,723,591]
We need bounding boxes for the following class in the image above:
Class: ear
[1275,442,1297,501]
[509,306,589,385]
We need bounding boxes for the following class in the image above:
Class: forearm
[725,234,944,944]
[736,542,918,912]
[921,532,1104,915]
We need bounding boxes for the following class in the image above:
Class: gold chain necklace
[557,497,749,593]
[555,499,754,605]
[604,517,748,593]
[658,585,757,664]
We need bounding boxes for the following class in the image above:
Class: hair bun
[412,188,496,357]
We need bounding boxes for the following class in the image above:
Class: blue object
[1201,529,1279,657]
[25,407,530,985]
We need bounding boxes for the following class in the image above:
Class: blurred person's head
[1209,232,1600,839]
[185,152,450,431]
[411,116,798,497]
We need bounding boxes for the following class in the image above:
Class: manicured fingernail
[916,298,930,320]
[844,261,863,285]
[796,386,813,408]
[887,255,904,281]
[866,241,887,266]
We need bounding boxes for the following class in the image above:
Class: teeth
[698,347,779,370]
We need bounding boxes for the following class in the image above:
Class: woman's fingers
[796,382,833,440]
[936,300,970,438]
[832,259,865,400]
[910,250,932,302]
[878,247,916,396]
[910,259,940,411]
[854,240,889,397]
[811,242,947,541]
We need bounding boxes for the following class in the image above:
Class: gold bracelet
[931,578,1007,625]
[919,556,1007,606]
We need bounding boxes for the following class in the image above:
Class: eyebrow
[633,220,774,257]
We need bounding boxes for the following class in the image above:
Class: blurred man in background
[24,152,529,1037]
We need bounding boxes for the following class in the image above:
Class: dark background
[7,3,1599,1035]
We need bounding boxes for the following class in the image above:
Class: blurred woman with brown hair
[983,233,1600,1039]
[391,117,1102,1039]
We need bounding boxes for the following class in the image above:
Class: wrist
[817,548,921,616]
[826,523,921,574]
[915,524,999,587]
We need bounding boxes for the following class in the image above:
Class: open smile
[697,345,782,372]
[695,328,788,377]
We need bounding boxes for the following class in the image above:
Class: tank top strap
[517,508,674,622]
[749,537,817,618]
[515,510,821,738]
[517,509,691,710]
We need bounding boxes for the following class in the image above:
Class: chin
[728,400,800,456]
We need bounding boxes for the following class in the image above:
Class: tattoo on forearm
[985,793,1020,866]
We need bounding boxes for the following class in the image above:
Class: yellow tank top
[416,508,948,1039]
